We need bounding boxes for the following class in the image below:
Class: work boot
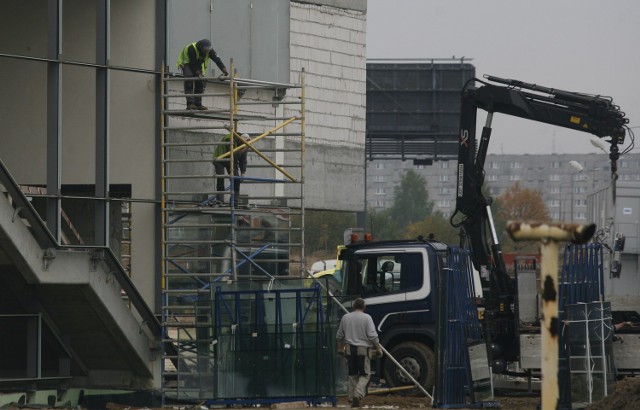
[351,397,360,408]
[187,104,198,110]
[196,105,208,110]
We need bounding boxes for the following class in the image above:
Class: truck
[337,75,631,390]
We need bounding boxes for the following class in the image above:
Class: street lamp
[590,137,609,154]
[569,161,584,173]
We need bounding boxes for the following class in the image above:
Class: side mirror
[338,248,353,261]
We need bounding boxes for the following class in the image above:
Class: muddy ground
[337,377,640,409]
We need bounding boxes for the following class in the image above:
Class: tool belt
[345,344,378,358]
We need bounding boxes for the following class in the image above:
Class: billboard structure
[366,59,475,162]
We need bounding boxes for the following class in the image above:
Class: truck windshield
[343,252,423,297]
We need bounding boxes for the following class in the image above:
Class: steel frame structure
[160,62,306,403]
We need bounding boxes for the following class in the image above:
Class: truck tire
[383,342,435,391]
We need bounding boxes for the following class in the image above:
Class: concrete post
[507,221,595,410]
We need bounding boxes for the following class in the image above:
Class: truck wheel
[383,342,435,391]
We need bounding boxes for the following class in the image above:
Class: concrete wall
[164,1,367,211]
[0,0,159,310]
[289,1,367,210]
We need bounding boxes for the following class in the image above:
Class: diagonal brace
[215,117,299,182]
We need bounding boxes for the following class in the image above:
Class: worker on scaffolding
[336,298,382,408]
[176,39,229,110]
[213,133,251,207]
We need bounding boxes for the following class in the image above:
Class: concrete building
[0,0,367,396]
[367,153,640,221]
[589,181,640,312]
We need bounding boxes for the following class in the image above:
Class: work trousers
[347,346,371,400]
[182,65,205,106]
[214,161,241,205]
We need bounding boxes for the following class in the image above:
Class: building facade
[0,0,367,392]
[367,152,640,222]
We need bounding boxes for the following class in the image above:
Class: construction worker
[336,298,382,408]
[176,39,229,110]
[213,133,251,207]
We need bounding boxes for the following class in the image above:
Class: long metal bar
[163,109,229,114]
[229,59,238,281]
[307,271,433,400]
[160,63,167,297]
[163,75,301,90]
[154,3,166,314]
[300,68,306,275]
[163,92,230,98]
[95,0,110,246]
[46,0,62,242]
[236,101,301,106]
[163,125,230,131]
[163,142,229,147]
[0,52,160,75]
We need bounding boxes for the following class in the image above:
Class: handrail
[0,159,162,338]
[0,160,57,249]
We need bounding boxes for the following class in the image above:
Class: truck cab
[339,239,449,389]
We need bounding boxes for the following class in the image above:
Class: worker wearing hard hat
[212,133,251,207]
[176,39,229,110]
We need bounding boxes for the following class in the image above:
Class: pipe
[305,272,433,401]
[506,220,595,410]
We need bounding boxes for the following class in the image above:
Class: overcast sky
[366,0,640,157]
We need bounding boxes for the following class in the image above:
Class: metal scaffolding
[160,61,306,402]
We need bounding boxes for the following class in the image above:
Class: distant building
[367,153,640,222]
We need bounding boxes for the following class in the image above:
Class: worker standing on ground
[213,133,251,207]
[176,39,229,110]
[336,298,382,408]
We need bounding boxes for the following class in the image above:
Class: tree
[495,182,551,253]
[389,169,433,228]
[305,210,356,258]
[405,211,460,245]
[368,207,401,241]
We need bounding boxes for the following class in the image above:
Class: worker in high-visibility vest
[176,39,229,110]
[212,133,251,207]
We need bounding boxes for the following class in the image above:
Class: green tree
[405,211,460,245]
[389,169,433,228]
[368,207,401,241]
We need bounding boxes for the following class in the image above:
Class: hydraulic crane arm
[453,75,629,295]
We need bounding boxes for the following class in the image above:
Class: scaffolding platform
[161,62,312,404]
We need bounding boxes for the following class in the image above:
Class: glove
[196,70,203,77]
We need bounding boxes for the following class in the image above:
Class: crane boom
[451,75,629,369]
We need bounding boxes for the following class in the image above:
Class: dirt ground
[585,377,640,410]
[334,378,640,409]
[336,394,539,409]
